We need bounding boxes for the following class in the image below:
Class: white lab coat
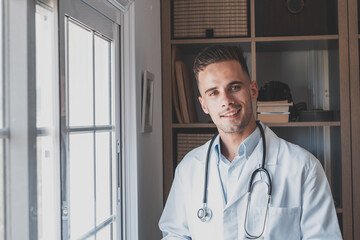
[159,125,342,240]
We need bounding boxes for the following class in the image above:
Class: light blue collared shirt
[214,127,261,204]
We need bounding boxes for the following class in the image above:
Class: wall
[134,0,163,239]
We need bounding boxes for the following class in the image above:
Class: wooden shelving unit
[161,0,359,238]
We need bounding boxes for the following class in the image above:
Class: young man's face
[198,60,258,134]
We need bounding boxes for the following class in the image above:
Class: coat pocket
[264,206,301,240]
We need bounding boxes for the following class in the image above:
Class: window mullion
[60,16,70,240]
[92,30,97,239]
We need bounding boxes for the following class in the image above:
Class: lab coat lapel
[263,126,280,166]
[224,126,279,210]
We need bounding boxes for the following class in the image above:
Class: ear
[198,96,209,114]
[249,81,258,101]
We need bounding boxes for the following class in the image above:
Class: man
[159,45,341,239]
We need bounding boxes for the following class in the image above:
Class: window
[2,0,127,238]
[61,17,118,239]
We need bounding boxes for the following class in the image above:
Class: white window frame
[35,1,61,239]
[0,0,7,239]
[4,0,38,239]
[121,4,139,240]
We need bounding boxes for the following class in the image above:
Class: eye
[230,85,241,91]
[208,90,218,97]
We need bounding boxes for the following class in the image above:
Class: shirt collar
[214,126,261,165]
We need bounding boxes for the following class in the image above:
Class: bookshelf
[161,0,359,238]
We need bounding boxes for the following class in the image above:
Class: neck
[219,120,257,161]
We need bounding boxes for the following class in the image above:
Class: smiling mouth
[221,108,241,118]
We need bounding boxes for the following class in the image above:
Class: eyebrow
[228,81,244,87]
[204,81,244,94]
[204,87,217,95]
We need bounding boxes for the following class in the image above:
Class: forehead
[198,60,250,86]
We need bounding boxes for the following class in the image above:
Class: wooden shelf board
[173,121,341,129]
[336,208,343,214]
[171,35,339,45]
[255,35,339,42]
[171,37,252,45]
[173,123,216,128]
[266,121,341,127]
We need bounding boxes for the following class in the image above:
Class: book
[257,100,293,113]
[175,61,190,123]
[171,46,183,123]
[257,112,290,123]
[179,61,197,123]
[257,100,292,106]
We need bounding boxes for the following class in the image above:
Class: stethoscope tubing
[247,121,272,196]
[198,121,272,239]
[202,134,217,205]
[202,121,269,203]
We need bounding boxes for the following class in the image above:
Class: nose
[220,91,234,108]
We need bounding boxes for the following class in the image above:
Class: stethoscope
[197,121,272,239]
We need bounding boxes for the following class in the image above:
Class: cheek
[200,98,210,114]
[241,90,253,102]
[205,102,215,115]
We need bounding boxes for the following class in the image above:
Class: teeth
[223,109,239,117]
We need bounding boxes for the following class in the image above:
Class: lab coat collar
[223,124,280,210]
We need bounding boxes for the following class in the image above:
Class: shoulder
[265,126,319,171]
[280,138,317,167]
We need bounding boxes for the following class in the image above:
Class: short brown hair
[193,45,250,83]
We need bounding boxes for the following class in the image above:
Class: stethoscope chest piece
[197,205,212,222]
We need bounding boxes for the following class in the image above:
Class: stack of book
[257,100,293,123]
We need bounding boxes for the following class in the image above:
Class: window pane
[95,35,110,125]
[37,136,59,239]
[96,225,111,240]
[69,133,94,239]
[36,9,55,129]
[96,132,111,224]
[68,21,93,127]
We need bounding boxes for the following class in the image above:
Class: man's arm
[159,167,191,240]
[300,159,342,239]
